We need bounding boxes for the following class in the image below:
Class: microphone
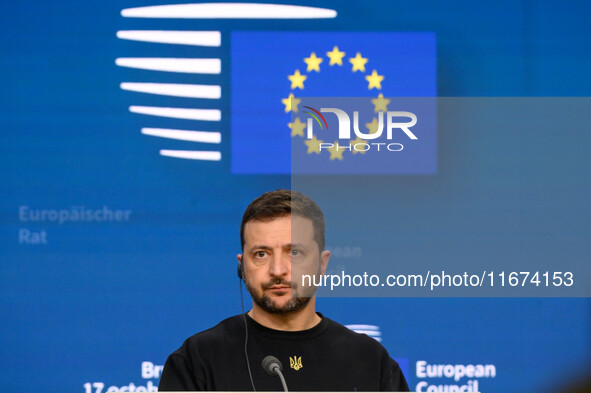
[261,356,288,392]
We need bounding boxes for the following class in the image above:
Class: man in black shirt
[159,189,409,391]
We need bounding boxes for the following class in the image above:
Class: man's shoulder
[172,314,245,357]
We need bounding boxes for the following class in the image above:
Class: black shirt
[159,313,409,391]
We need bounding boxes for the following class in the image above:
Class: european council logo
[231,32,437,174]
[346,324,409,378]
[115,5,435,173]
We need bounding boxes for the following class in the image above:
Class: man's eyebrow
[247,245,272,253]
[247,243,307,252]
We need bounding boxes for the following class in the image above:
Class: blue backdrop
[1,1,590,392]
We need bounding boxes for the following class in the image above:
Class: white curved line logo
[346,324,382,342]
[121,3,337,19]
[117,30,221,46]
[116,58,221,74]
[116,2,337,162]
[121,83,221,99]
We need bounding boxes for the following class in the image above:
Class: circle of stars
[283,46,388,161]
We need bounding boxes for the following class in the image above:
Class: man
[159,189,409,391]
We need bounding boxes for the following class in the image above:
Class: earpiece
[237,263,244,280]
[237,259,256,391]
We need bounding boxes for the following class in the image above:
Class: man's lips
[266,285,291,293]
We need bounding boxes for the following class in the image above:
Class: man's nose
[268,252,289,277]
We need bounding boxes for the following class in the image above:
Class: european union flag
[231,32,436,174]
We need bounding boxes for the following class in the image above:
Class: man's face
[238,214,329,315]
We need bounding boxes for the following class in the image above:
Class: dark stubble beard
[245,276,317,315]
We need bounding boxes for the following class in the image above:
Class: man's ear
[236,254,244,280]
[320,250,330,275]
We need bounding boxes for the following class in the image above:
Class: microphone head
[262,355,282,376]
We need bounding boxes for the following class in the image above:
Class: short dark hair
[240,189,325,251]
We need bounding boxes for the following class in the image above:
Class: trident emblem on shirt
[290,356,303,371]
